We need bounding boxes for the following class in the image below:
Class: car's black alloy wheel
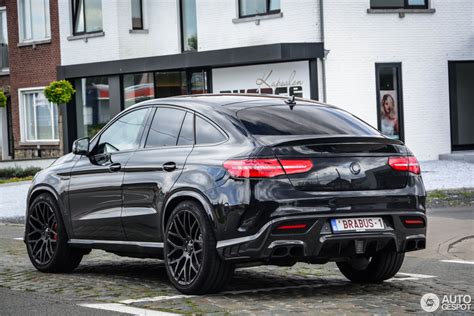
[25,193,84,273]
[27,199,58,265]
[164,201,234,294]
[166,208,203,285]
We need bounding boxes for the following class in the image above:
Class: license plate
[330,217,384,232]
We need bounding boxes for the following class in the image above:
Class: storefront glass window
[155,71,187,97]
[189,71,208,94]
[376,63,403,141]
[75,76,111,138]
[123,72,154,108]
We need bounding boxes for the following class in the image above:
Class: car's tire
[336,251,405,283]
[25,193,83,273]
[164,200,234,294]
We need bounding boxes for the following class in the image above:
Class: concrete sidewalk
[420,160,474,191]
[0,181,29,219]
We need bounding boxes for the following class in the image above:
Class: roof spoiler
[255,135,404,147]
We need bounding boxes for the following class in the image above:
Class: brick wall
[6,0,61,159]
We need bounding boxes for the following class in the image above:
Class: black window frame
[375,63,405,142]
[179,0,198,52]
[131,0,144,30]
[370,0,429,10]
[72,0,103,36]
[238,0,281,18]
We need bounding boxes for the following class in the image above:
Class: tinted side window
[195,116,226,145]
[98,108,148,153]
[237,105,379,136]
[177,112,194,146]
[146,107,186,148]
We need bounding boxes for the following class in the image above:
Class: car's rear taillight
[400,216,425,228]
[388,156,421,175]
[276,224,308,230]
[223,159,313,178]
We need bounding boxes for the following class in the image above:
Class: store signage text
[219,70,304,97]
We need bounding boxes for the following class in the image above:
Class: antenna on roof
[285,95,296,110]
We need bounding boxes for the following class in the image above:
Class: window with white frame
[20,89,59,142]
[18,0,51,43]
[0,8,8,72]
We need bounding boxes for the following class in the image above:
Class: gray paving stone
[0,225,472,315]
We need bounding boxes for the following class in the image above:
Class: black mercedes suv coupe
[25,95,426,294]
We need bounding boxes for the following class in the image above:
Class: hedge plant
[44,80,75,105]
[0,167,42,179]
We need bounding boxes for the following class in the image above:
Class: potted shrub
[44,80,75,105]
[44,80,75,155]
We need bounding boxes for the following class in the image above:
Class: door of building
[449,61,474,150]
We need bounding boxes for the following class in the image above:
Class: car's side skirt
[68,239,164,259]
[69,239,164,248]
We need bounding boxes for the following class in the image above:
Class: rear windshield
[237,105,379,136]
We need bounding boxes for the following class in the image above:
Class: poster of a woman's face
[379,91,400,139]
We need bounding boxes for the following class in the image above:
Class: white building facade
[57,0,473,160]
[323,0,474,160]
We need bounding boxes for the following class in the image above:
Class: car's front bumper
[216,211,426,263]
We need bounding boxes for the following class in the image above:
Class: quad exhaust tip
[272,245,304,258]
[405,239,426,251]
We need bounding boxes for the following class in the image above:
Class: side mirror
[72,137,90,156]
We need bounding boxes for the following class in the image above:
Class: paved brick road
[1,213,473,315]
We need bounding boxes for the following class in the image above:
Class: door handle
[109,163,122,172]
[163,162,177,172]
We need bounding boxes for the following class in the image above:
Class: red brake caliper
[53,223,58,240]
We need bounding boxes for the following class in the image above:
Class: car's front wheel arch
[28,186,60,212]
[27,186,72,239]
